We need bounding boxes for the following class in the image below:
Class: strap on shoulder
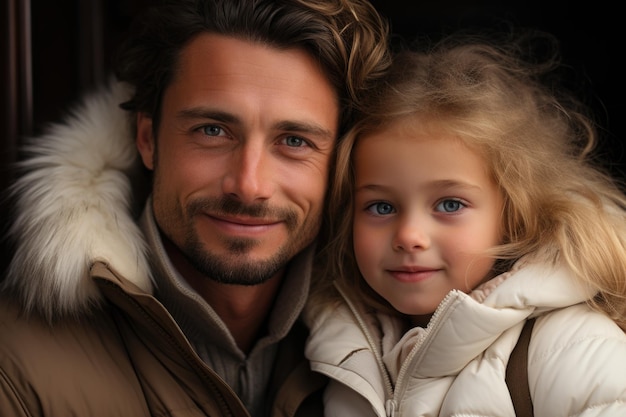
[505,317,536,417]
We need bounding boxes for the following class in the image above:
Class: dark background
[1,0,622,273]
[371,1,623,177]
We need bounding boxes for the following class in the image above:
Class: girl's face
[352,118,503,323]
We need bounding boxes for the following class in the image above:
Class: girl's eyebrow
[429,179,483,191]
[356,179,483,192]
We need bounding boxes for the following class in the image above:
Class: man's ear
[136,112,155,170]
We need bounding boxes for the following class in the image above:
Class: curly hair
[309,29,626,330]
[114,0,391,138]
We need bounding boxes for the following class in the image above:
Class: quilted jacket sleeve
[530,304,626,416]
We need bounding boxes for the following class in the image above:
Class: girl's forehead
[354,118,495,181]
[357,116,467,150]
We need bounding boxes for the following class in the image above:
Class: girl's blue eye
[436,199,463,213]
[367,202,395,215]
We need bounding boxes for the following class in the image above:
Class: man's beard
[181,232,292,285]
[179,196,309,286]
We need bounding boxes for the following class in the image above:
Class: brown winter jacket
[0,81,326,417]
[0,262,325,417]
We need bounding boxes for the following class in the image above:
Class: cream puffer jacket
[305,259,626,417]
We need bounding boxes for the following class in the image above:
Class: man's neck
[161,236,284,353]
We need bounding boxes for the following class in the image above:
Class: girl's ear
[136,112,155,170]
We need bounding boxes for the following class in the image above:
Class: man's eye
[367,202,395,215]
[436,199,464,213]
[202,125,224,136]
[285,136,305,147]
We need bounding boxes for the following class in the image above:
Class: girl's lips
[388,268,439,283]
[392,266,434,273]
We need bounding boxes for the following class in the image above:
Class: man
[0,0,390,416]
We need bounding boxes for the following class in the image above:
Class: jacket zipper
[390,292,459,411]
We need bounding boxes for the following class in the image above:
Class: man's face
[136,33,339,285]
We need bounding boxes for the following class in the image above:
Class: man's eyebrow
[275,121,335,141]
[176,107,239,124]
[176,107,335,140]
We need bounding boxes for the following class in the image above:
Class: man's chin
[186,249,289,286]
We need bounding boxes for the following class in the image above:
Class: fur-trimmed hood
[3,80,152,319]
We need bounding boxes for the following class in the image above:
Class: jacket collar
[140,199,315,355]
[327,258,592,379]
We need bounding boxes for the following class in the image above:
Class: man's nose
[221,140,275,204]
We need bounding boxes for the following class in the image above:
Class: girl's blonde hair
[308,30,626,329]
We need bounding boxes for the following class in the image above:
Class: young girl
[304,31,626,417]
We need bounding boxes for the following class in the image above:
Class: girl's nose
[392,215,430,252]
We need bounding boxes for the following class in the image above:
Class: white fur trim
[4,79,152,319]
